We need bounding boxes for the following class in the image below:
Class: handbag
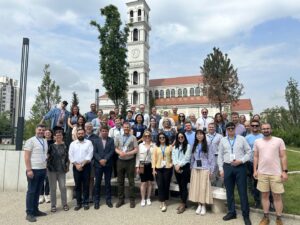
[139,148,150,174]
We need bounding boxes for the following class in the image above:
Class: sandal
[63,205,69,211]
[51,206,56,212]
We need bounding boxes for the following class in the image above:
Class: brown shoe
[259,217,270,225]
[115,200,125,208]
[130,201,136,208]
[177,206,185,214]
[276,218,283,225]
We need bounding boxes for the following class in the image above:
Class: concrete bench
[211,186,227,213]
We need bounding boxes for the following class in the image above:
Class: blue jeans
[26,169,46,216]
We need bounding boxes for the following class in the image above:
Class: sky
[0,0,300,117]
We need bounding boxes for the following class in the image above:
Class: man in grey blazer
[93,125,115,209]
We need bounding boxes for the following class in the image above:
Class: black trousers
[156,167,173,202]
[94,165,112,204]
[223,163,249,218]
[174,164,190,205]
[39,174,49,195]
[117,158,135,201]
[246,161,260,203]
[73,164,91,205]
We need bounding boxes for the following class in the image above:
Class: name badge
[230,154,236,162]
[122,146,127,152]
[161,160,166,167]
[136,131,141,137]
[196,160,202,167]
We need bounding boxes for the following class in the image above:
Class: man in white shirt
[196,108,214,133]
[69,128,94,211]
[24,124,48,222]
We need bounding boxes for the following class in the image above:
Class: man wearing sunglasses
[218,122,252,225]
[245,120,263,208]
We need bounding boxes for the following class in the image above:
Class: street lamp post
[95,89,99,111]
[16,38,29,151]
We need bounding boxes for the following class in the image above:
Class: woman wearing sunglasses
[136,130,156,207]
[152,132,173,212]
[189,129,215,215]
[172,131,192,214]
[177,113,186,133]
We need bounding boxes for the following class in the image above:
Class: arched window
[183,88,187,97]
[133,91,138,104]
[160,90,164,98]
[133,29,138,41]
[130,10,134,22]
[178,89,182,97]
[195,87,200,96]
[145,31,147,42]
[144,72,147,85]
[171,89,175,97]
[166,89,170,98]
[190,88,194,96]
[155,90,159,99]
[133,71,138,85]
[149,90,153,98]
[138,9,142,21]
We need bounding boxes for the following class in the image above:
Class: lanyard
[197,143,202,159]
[122,135,130,147]
[208,133,216,144]
[161,145,166,159]
[227,136,236,154]
[36,137,45,153]
[202,117,207,127]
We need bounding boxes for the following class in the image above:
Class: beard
[78,136,84,141]
[263,132,271,137]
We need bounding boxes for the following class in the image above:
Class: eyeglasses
[179,115,185,118]
[144,135,151,138]
[251,125,259,128]
[178,136,184,139]
[202,112,208,114]
[159,136,165,140]
[226,127,235,130]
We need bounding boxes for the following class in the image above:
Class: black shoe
[106,202,113,208]
[74,205,82,211]
[84,205,90,210]
[34,210,47,217]
[223,213,237,221]
[115,200,125,208]
[130,201,136,208]
[26,215,37,222]
[244,217,252,225]
[94,203,100,210]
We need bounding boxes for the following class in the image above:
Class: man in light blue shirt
[184,121,195,147]
[245,119,263,208]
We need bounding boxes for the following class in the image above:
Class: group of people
[24,101,288,225]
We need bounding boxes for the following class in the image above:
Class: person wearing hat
[218,122,252,225]
[41,101,70,132]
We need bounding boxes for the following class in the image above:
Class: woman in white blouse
[136,130,156,206]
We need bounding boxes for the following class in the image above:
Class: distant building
[98,0,253,119]
[0,76,19,126]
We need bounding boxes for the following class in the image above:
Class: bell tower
[126,0,151,106]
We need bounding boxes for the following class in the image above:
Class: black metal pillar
[95,89,99,111]
[16,38,29,151]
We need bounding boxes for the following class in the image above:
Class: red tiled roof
[99,94,108,99]
[155,96,210,106]
[231,99,253,111]
[149,75,203,87]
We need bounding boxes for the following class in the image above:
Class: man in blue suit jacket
[93,125,115,209]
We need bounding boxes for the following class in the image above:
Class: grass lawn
[287,148,300,172]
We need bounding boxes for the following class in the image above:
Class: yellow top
[171,114,179,124]
[152,145,173,169]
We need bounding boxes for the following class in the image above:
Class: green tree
[201,47,244,112]
[90,4,130,108]
[120,94,129,119]
[71,91,79,108]
[285,77,300,125]
[24,64,61,138]
[0,111,12,137]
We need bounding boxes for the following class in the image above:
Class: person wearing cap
[41,101,70,132]
[218,122,252,225]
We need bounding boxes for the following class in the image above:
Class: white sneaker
[200,205,206,215]
[146,199,151,206]
[196,204,202,215]
[141,200,146,207]
[39,196,45,204]
[45,195,50,203]
[161,205,167,212]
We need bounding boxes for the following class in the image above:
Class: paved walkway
[0,192,298,225]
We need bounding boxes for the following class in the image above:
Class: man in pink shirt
[253,123,288,225]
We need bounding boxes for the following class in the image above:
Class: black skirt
[140,163,154,182]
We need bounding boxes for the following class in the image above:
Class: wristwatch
[283,169,288,173]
